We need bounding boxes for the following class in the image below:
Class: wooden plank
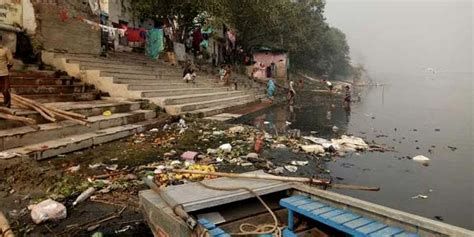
[356,222,387,234]
[298,202,327,211]
[291,198,314,207]
[320,209,345,219]
[394,232,420,237]
[161,171,292,212]
[369,226,404,236]
[343,218,374,229]
[330,213,360,224]
[311,206,334,216]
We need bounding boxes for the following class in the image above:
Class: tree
[129,0,353,79]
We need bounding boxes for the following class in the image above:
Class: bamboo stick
[52,110,89,127]
[47,106,87,120]
[171,169,380,191]
[0,112,40,130]
[11,96,56,122]
[0,211,14,237]
[12,95,57,120]
[0,107,15,115]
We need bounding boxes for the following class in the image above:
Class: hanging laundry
[127,28,147,42]
[88,0,100,15]
[146,28,164,60]
[192,27,203,52]
[59,9,69,22]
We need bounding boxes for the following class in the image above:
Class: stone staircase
[10,70,100,103]
[43,51,266,117]
[0,98,158,160]
[0,69,159,160]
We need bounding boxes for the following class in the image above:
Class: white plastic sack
[30,199,67,224]
[219,143,232,153]
[300,144,325,154]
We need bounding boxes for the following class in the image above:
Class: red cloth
[127,28,147,42]
[192,28,203,51]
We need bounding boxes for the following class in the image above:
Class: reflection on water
[235,72,473,229]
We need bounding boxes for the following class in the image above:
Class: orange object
[254,135,264,153]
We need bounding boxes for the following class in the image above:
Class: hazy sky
[324,0,473,76]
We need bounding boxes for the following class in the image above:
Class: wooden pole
[0,112,40,130]
[0,211,14,237]
[171,169,380,191]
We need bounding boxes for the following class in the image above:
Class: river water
[235,71,473,229]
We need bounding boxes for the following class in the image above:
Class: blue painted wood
[320,209,345,219]
[311,206,335,216]
[280,195,420,237]
[356,222,387,234]
[287,209,295,230]
[344,218,374,229]
[298,201,327,211]
[394,232,420,237]
[369,226,404,236]
[208,228,225,236]
[330,213,361,224]
[282,228,298,237]
[198,218,216,229]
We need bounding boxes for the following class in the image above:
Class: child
[183,69,196,83]
[344,85,351,104]
[218,65,226,81]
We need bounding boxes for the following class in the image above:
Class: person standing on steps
[288,80,296,105]
[0,35,13,108]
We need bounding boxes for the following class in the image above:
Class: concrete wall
[34,0,101,54]
[22,0,36,35]
[252,52,288,79]
[100,0,133,24]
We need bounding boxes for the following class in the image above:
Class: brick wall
[33,0,100,54]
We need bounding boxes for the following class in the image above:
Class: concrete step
[74,60,169,72]
[11,84,88,95]
[100,70,180,78]
[141,87,229,98]
[128,83,225,90]
[5,118,161,160]
[162,91,245,106]
[165,94,252,115]
[10,77,76,86]
[63,55,172,68]
[0,109,155,150]
[113,77,221,85]
[189,97,261,117]
[21,92,100,103]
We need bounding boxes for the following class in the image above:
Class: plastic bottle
[73,187,96,206]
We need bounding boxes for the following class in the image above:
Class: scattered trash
[284,165,298,172]
[102,111,112,117]
[149,128,159,132]
[411,194,428,199]
[290,161,309,166]
[271,143,287,149]
[228,125,245,133]
[0,152,19,159]
[434,216,444,221]
[412,155,430,164]
[212,131,224,136]
[178,119,187,128]
[332,126,339,132]
[241,162,253,167]
[254,135,264,153]
[105,164,119,171]
[300,144,325,154]
[246,153,259,159]
[263,121,270,125]
[91,232,104,237]
[207,148,218,155]
[219,143,232,153]
[181,151,198,161]
[73,187,96,206]
[331,135,369,152]
[447,146,457,151]
[434,129,440,132]
[66,165,80,173]
[285,121,292,126]
[115,225,132,234]
[30,199,67,224]
[88,163,103,169]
